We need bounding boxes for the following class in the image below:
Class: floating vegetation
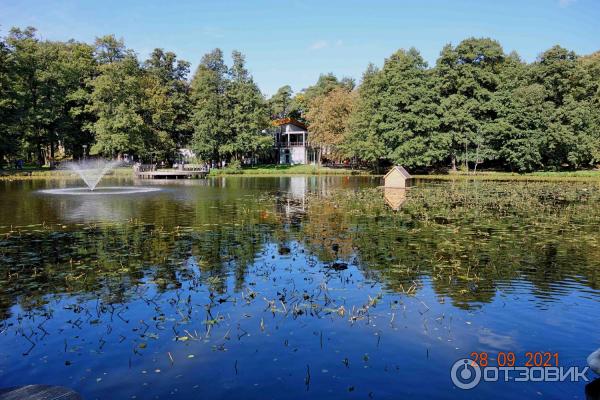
[0,178,599,399]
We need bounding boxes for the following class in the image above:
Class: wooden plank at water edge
[0,385,82,400]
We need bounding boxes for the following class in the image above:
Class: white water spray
[65,159,122,191]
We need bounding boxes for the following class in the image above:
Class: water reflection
[0,177,599,399]
[383,188,407,211]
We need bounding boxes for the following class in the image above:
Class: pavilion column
[303,131,306,163]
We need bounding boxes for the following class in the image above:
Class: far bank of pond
[3,164,600,182]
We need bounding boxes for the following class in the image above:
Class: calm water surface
[0,176,599,399]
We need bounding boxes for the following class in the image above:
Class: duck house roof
[384,165,412,180]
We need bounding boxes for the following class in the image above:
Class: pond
[0,176,598,399]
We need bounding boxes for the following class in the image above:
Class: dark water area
[0,176,599,399]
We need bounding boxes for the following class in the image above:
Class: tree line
[0,27,270,168]
[1,27,599,172]
[302,39,600,172]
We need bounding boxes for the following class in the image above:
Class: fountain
[66,159,123,191]
[39,158,161,195]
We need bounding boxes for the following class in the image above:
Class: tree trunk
[451,156,457,172]
[37,142,44,167]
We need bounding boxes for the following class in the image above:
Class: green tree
[531,46,600,168]
[268,85,295,119]
[305,87,356,162]
[94,35,126,64]
[87,37,176,160]
[144,48,192,151]
[344,50,445,169]
[6,28,96,164]
[51,40,96,159]
[436,38,506,170]
[343,64,387,166]
[492,52,546,171]
[223,50,270,161]
[0,32,19,167]
[497,83,550,171]
[377,48,445,167]
[6,27,47,165]
[293,73,354,119]
[87,54,147,157]
[190,48,229,163]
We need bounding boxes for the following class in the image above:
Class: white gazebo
[272,118,316,164]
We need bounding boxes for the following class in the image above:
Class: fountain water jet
[65,158,122,191]
[39,158,161,196]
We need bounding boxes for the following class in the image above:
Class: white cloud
[200,26,225,39]
[308,39,344,50]
[558,0,576,7]
[309,40,329,50]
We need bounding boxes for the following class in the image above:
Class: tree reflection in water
[0,179,599,399]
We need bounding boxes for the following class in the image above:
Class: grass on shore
[0,167,133,180]
[414,170,600,182]
[207,164,370,176]
[2,163,600,182]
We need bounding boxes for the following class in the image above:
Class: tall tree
[223,50,270,161]
[0,32,19,168]
[61,41,97,159]
[94,35,126,64]
[87,53,147,158]
[304,87,356,162]
[531,46,600,168]
[344,50,444,169]
[144,48,192,151]
[6,28,94,164]
[293,73,354,119]
[492,52,546,171]
[190,48,229,163]
[376,48,445,167]
[6,27,46,164]
[436,38,506,170]
[87,38,175,160]
[268,85,294,119]
[343,64,387,166]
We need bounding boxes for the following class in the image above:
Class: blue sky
[1,0,599,96]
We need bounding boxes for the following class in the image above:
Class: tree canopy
[1,27,599,172]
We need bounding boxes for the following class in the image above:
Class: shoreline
[2,166,600,182]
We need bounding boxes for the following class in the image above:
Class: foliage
[225,51,271,160]
[292,73,355,119]
[304,87,356,161]
[190,49,270,163]
[345,49,446,169]
[268,85,299,119]
[0,32,18,167]
[144,48,193,150]
[3,28,97,165]
[1,27,600,172]
[207,164,367,176]
[190,49,228,162]
[345,38,600,172]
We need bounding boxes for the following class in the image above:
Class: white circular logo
[451,358,482,390]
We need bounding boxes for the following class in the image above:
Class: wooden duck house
[384,165,411,188]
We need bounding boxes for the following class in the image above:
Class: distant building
[384,165,412,188]
[272,118,317,165]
